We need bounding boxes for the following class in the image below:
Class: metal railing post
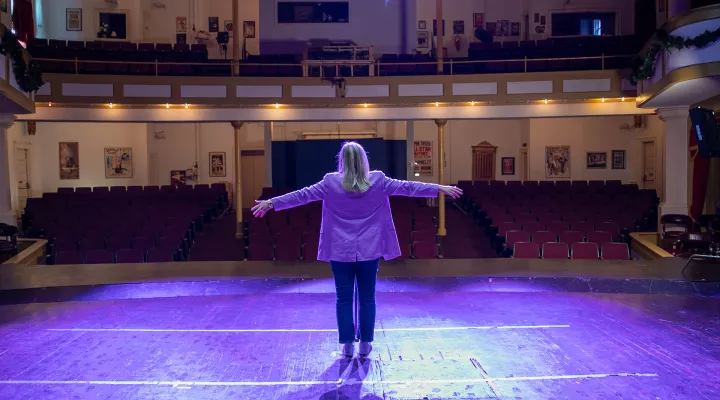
[524,56,527,72]
[155,60,159,76]
[450,59,454,75]
[601,54,605,70]
[74,58,78,74]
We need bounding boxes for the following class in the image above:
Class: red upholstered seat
[601,243,630,260]
[513,242,540,259]
[571,243,599,260]
[542,242,569,259]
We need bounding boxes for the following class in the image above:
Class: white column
[264,122,273,187]
[658,106,690,216]
[0,115,16,225]
[406,121,415,179]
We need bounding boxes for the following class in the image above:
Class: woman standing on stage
[252,142,462,358]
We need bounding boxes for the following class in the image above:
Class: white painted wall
[416,0,634,56]
[31,122,149,193]
[146,122,263,186]
[6,115,664,215]
[38,0,144,42]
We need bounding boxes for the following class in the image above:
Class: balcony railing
[35,54,634,78]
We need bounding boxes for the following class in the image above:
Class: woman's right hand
[439,185,463,199]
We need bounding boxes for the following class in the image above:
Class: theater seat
[571,243,599,260]
[513,242,540,259]
[601,243,630,260]
[542,242,569,259]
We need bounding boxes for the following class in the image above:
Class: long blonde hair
[337,142,371,193]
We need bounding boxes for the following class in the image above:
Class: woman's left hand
[251,200,273,218]
[439,185,463,199]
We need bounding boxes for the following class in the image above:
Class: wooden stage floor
[1,258,719,399]
[0,290,718,399]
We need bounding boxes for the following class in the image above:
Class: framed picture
[97,10,129,40]
[176,33,187,44]
[586,152,607,169]
[176,17,187,33]
[511,22,520,36]
[535,25,546,34]
[171,170,187,186]
[498,20,509,36]
[545,146,570,178]
[612,150,626,169]
[224,20,233,32]
[453,20,464,35]
[243,21,256,38]
[104,148,133,178]
[534,13,539,23]
[433,19,445,36]
[417,31,429,48]
[501,157,515,176]
[418,20,426,30]
[540,15,546,25]
[486,22,497,36]
[66,8,82,31]
[0,0,7,13]
[473,13,484,28]
[59,142,80,180]
[209,17,219,32]
[209,152,227,177]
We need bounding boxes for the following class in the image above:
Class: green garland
[0,23,44,93]
[631,27,720,84]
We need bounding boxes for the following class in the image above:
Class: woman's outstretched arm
[252,175,328,217]
[380,172,462,198]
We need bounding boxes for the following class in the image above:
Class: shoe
[359,342,372,357]
[342,343,354,358]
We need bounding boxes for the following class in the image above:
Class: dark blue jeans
[330,258,380,344]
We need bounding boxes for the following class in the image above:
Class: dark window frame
[277,2,350,24]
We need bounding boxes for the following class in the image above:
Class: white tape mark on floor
[46,324,570,333]
[0,373,659,387]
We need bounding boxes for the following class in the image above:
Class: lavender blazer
[271,171,439,262]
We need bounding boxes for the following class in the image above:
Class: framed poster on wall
[66,8,82,31]
[209,152,226,177]
[104,147,133,178]
[59,142,80,180]
[612,150,626,169]
[545,146,570,178]
[586,152,607,169]
[413,141,433,176]
[501,157,515,175]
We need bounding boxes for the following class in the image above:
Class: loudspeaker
[689,107,720,158]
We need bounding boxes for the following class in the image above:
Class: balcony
[636,4,720,108]
[24,35,651,122]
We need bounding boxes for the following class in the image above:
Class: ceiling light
[435,102,439,107]
[601,98,605,102]
[471,101,475,106]
[166,103,170,108]
[275,103,280,108]
[185,103,189,109]
[109,103,113,108]
[544,99,548,104]
[48,102,52,107]
[621,97,625,101]
[364,103,368,108]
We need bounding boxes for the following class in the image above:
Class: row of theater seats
[29,35,638,78]
[22,184,227,265]
[458,179,657,260]
[514,242,630,260]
